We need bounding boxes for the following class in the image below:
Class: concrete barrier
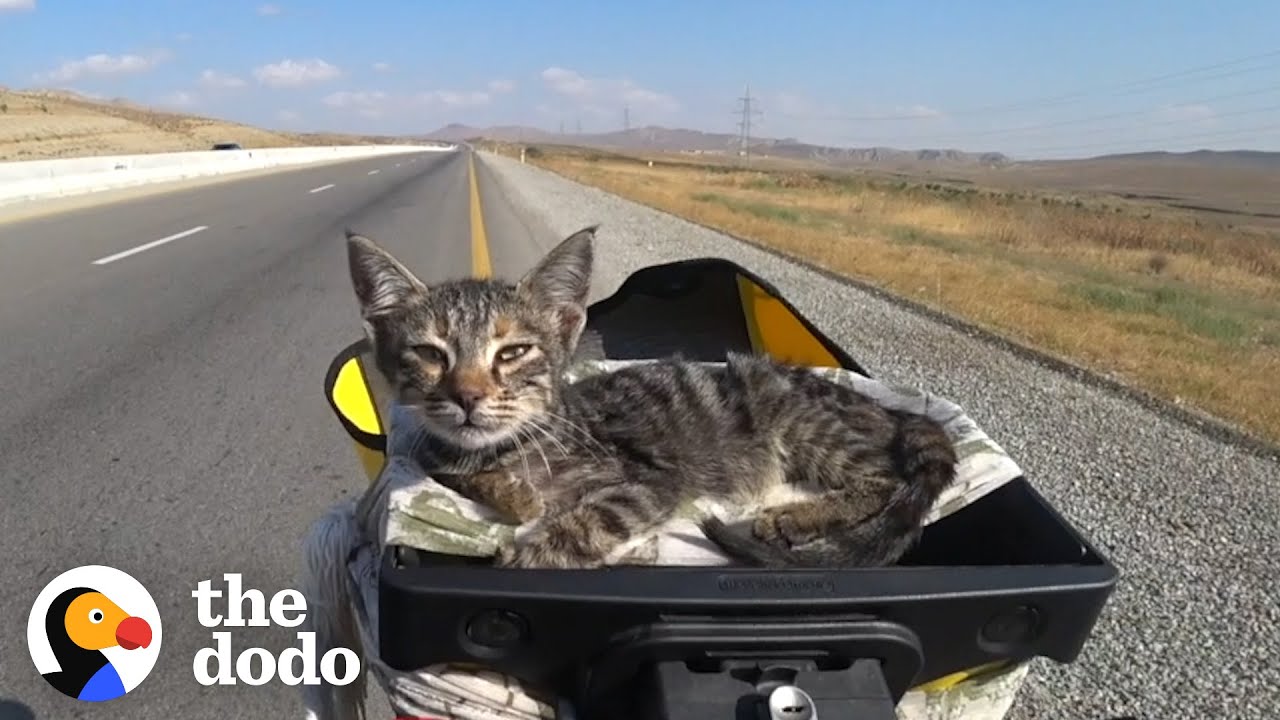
[0,143,458,207]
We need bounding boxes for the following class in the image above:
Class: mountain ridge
[419,122,1012,168]
[421,122,1280,170]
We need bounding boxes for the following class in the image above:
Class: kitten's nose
[448,368,493,416]
[452,387,486,413]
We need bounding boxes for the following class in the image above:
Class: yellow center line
[467,152,493,279]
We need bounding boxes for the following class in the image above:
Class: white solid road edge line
[309,183,336,194]
[92,225,209,266]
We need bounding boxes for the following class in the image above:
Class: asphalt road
[0,149,554,719]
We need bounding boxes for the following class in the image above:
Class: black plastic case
[378,477,1116,717]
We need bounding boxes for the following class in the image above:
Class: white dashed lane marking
[92,225,209,266]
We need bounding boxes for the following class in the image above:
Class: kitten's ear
[520,225,596,306]
[518,225,596,347]
[346,229,428,318]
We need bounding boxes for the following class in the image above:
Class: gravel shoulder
[479,151,1280,720]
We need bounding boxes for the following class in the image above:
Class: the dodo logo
[26,565,162,702]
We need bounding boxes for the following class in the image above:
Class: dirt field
[959,159,1280,233]
[520,144,1280,445]
[0,88,396,161]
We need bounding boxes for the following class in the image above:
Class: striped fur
[345,227,958,569]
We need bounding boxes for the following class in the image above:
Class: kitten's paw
[493,524,604,569]
[753,508,819,547]
[494,543,517,567]
[751,513,783,543]
[498,483,545,525]
[494,542,603,569]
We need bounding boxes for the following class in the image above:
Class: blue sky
[2,0,1279,159]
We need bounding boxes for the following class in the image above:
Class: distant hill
[0,87,418,162]
[426,122,1280,175]
[4,84,1275,187]
[421,123,1012,169]
[1082,149,1280,172]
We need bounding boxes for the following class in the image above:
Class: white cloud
[253,58,341,87]
[541,67,590,97]
[35,50,170,83]
[487,79,515,94]
[277,109,300,123]
[620,85,675,110]
[175,32,193,42]
[895,104,943,119]
[540,66,678,113]
[429,89,491,108]
[323,90,391,118]
[257,3,282,15]
[199,69,246,89]
[0,0,35,11]
[1155,104,1217,124]
[372,62,393,73]
[158,91,196,108]
[323,86,494,119]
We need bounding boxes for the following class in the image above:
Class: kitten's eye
[495,344,533,362]
[413,345,449,367]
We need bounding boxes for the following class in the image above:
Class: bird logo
[26,565,162,702]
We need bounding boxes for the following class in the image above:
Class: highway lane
[0,149,555,719]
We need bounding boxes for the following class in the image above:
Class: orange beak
[115,616,152,650]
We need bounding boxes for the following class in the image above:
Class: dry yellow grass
[0,89,398,161]
[529,149,1280,444]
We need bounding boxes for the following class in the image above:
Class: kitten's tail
[702,411,957,568]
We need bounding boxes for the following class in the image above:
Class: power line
[831,108,1280,158]
[831,85,1280,145]
[1010,120,1280,157]
[783,47,1280,123]
[1109,59,1280,95]
[1113,49,1280,90]
[959,56,1280,116]
[735,83,763,165]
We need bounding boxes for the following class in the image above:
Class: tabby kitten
[346,225,957,569]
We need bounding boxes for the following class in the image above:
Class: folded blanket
[300,360,1032,720]
[380,360,1024,562]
